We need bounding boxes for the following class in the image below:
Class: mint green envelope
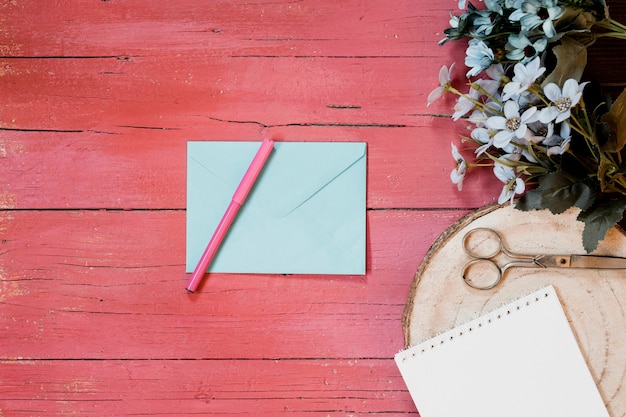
[186,141,367,275]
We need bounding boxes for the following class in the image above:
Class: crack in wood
[116,125,180,131]
[327,105,362,109]
[206,116,409,128]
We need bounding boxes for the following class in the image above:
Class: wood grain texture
[403,205,626,417]
[1,359,416,416]
[2,0,625,415]
[0,209,466,360]
[0,126,501,210]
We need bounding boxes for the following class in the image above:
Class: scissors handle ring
[462,228,503,259]
[462,258,502,290]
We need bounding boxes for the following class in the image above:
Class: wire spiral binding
[398,286,554,362]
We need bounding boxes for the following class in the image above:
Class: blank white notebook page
[394,286,609,417]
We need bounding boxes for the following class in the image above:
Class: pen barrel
[232,138,274,204]
[186,138,274,293]
[185,202,241,292]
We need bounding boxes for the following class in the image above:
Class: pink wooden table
[1,1,624,415]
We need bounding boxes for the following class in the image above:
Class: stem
[569,101,600,161]
[594,32,626,40]
[446,84,504,116]
[594,19,626,40]
[471,83,503,107]
[606,18,626,32]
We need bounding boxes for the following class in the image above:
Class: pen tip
[185,288,195,294]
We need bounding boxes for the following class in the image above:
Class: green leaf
[515,169,596,214]
[600,87,626,153]
[542,37,588,85]
[577,198,626,252]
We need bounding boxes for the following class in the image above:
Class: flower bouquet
[432,0,626,252]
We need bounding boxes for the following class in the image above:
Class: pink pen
[186,138,275,292]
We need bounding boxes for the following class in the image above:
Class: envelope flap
[188,141,261,193]
[251,142,366,217]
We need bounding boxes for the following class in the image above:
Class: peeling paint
[0,138,24,157]
[0,212,14,234]
[0,0,22,57]
[0,62,16,77]
[0,270,27,302]
[0,191,16,209]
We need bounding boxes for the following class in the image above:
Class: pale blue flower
[471,6,504,36]
[506,34,548,63]
[539,79,588,123]
[502,57,546,100]
[465,39,494,77]
[485,0,505,14]
[509,0,564,39]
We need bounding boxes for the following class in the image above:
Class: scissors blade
[535,254,626,269]
[570,255,626,269]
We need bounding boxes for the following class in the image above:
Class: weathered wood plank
[0,359,418,416]
[1,55,456,132]
[0,126,502,210]
[2,0,452,58]
[0,209,467,360]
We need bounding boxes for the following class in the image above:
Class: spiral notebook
[394,286,610,417]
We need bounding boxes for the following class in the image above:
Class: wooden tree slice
[402,204,626,416]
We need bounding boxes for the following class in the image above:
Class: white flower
[450,143,467,191]
[498,177,525,204]
[475,76,501,101]
[427,63,455,106]
[486,100,538,148]
[539,79,588,123]
[485,63,505,83]
[467,101,502,129]
[465,39,494,77]
[502,57,546,100]
[493,156,525,204]
[452,83,481,120]
[471,127,494,156]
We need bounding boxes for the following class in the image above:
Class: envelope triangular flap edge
[250,141,367,218]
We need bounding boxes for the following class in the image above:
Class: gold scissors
[461,227,626,290]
